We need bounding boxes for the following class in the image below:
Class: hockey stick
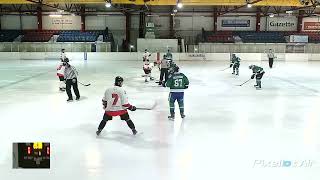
[136,107,154,110]
[237,79,251,86]
[220,67,231,71]
[136,102,157,110]
[79,81,91,86]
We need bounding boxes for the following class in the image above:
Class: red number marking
[112,93,119,105]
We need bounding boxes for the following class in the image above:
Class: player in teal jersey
[249,65,265,89]
[165,66,189,120]
[230,54,240,75]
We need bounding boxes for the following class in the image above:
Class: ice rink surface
[0,58,319,180]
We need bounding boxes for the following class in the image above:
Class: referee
[267,49,275,68]
[63,59,80,101]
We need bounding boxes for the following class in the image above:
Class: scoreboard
[15,142,50,168]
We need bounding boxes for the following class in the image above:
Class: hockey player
[143,49,151,61]
[249,65,265,90]
[165,66,189,120]
[230,54,240,75]
[61,49,67,61]
[96,76,138,136]
[168,61,178,78]
[143,59,154,82]
[166,49,173,60]
[158,54,169,86]
[267,49,275,68]
[56,58,66,91]
[64,60,80,101]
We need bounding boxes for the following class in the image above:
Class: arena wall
[0,52,319,61]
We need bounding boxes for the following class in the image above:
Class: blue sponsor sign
[222,20,250,27]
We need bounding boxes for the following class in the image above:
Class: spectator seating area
[238,31,286,43]
[203,31,234,43]
[0,29,114,43]
[0,29,319,44]
[200,30,320,43]
[22,30,58,42]
[283,31,320,43]
[0,30,21,42]
[57,31,101,42]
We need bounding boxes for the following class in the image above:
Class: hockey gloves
[251,74,255,79]
[230,64,233,68]
[129,106,137,111]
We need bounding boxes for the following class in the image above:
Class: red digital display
[27,147,31,155]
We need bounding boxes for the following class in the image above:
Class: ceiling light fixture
[177,1,183,9]
[105,0,112,8]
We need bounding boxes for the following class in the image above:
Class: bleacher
[22,30,58,42]
[237,31,286,43]
[57,31,100,42]
[0,30,21,42]
[200,31,234,43]
[284,31,320,43]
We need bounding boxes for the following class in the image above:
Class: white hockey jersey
[143,61,154,70]
[61,52,67,61]
[102,86,132,116]
[143,52,151,61]
[56,62,65,77]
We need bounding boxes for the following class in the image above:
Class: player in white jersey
[61,49,67,61]
[143,59,154,82]
[96,76,138,136]
[56,58,67,91]
[143,49,151,61]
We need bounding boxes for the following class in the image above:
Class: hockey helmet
[249,65,254,69]
[115,76,124,86]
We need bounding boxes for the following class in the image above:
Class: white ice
[0,58,319,180]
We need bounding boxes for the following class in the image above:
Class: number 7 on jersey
[112,93,119,105]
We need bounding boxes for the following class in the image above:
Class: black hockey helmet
[249,65,254,69]
[115,76,124,86]
[64,58,69,63]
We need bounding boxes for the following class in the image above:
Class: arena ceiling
[0,0,305,6]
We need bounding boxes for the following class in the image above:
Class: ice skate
[150,77,155,81]
[181,114,186,119]
[145,79,148,82]
[59,88,65,91]
[76,96,80,100]
[168,115,175,121]
[132,129,138,135]
[67,98,73,102]
[96,129,102,136]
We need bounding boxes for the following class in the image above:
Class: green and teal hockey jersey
[231,56,240,65]
[252,65,264,74]
[165,72,189,92]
